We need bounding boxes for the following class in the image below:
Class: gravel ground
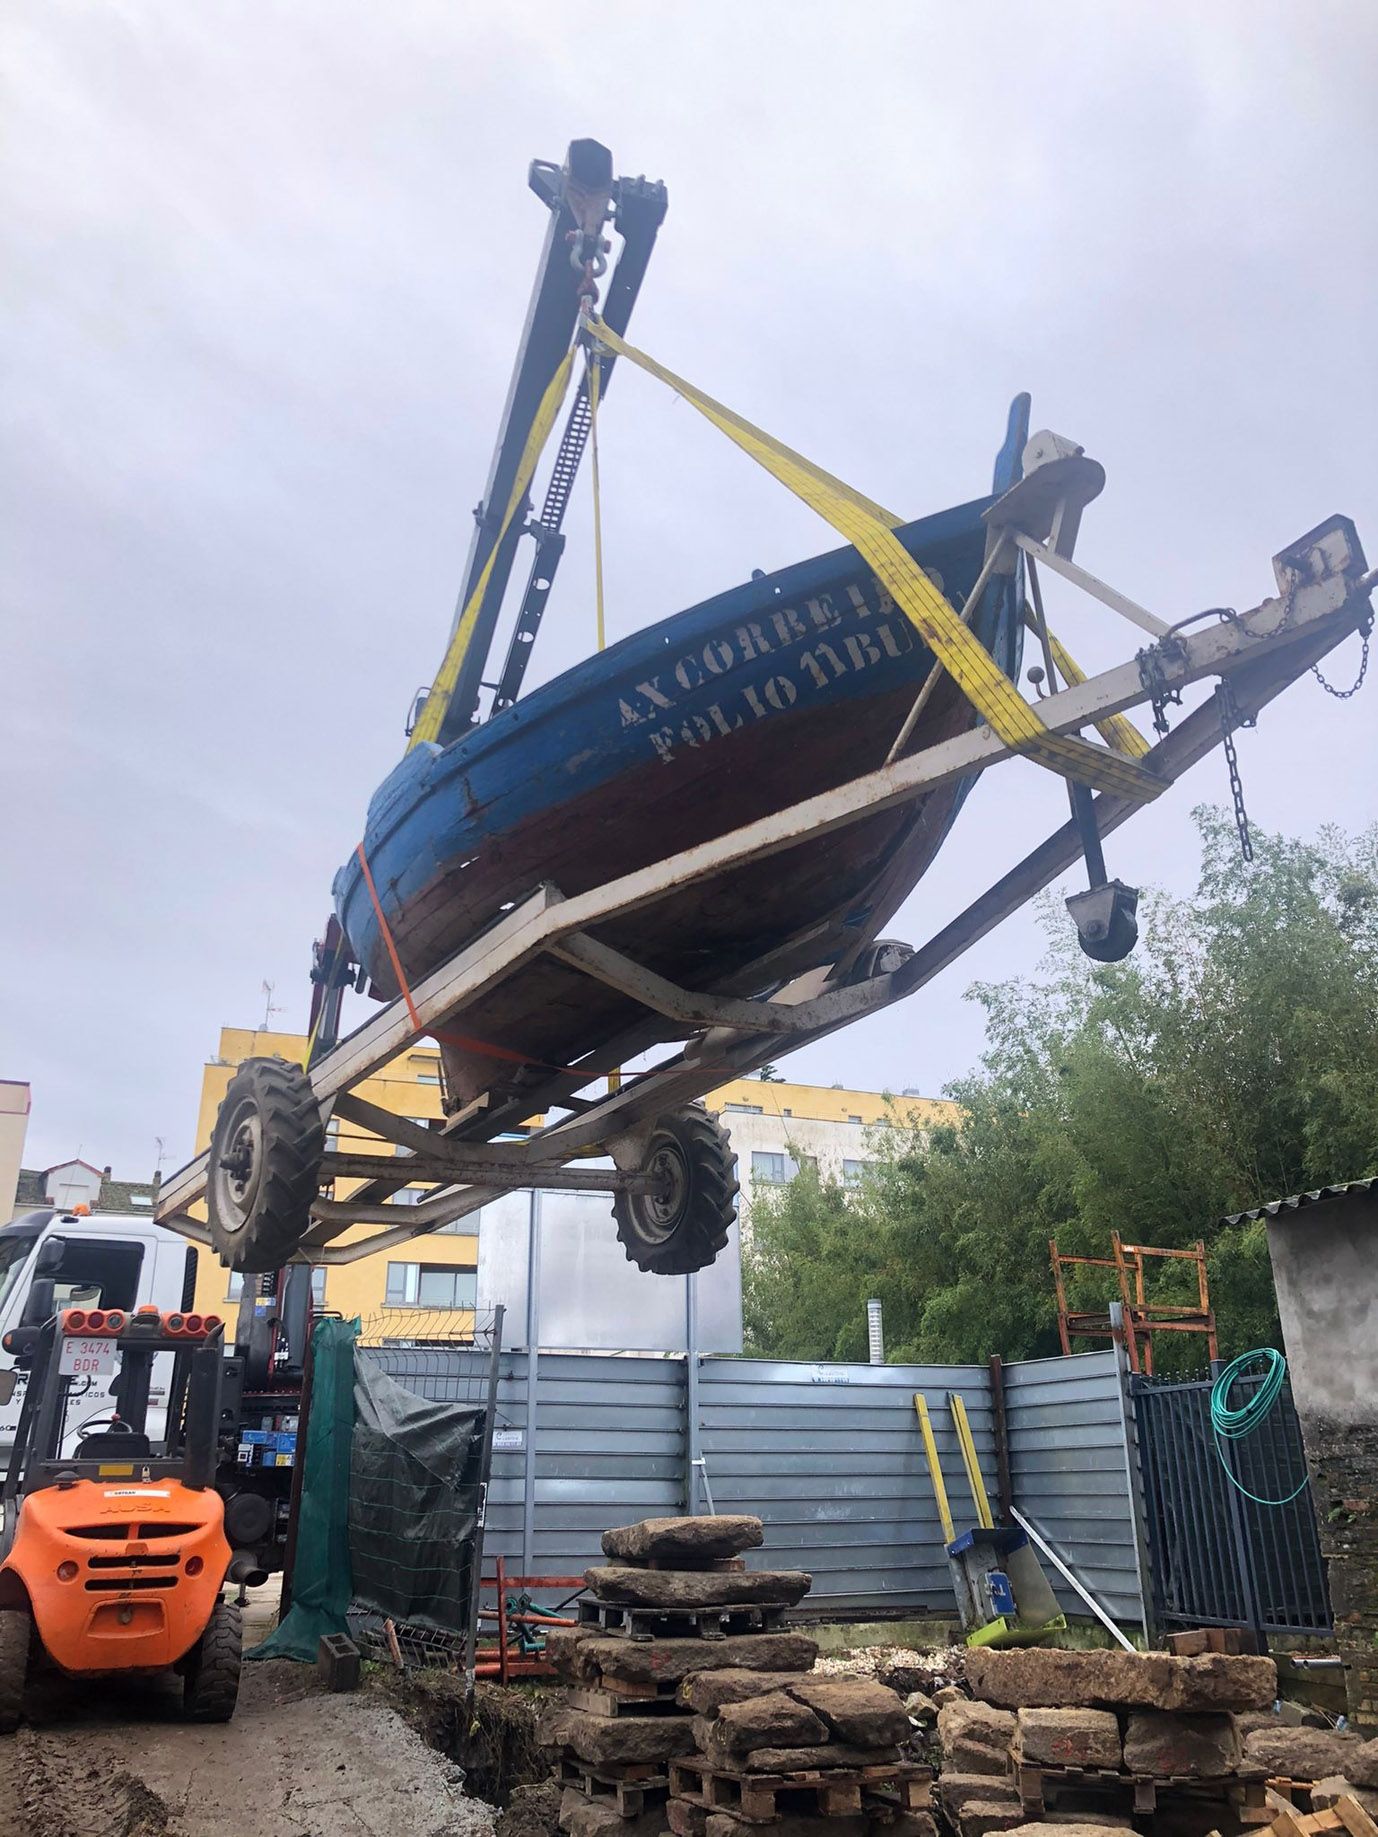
[0,1655,496,1837]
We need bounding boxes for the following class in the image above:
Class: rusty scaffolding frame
[1050,1232,1218,1375]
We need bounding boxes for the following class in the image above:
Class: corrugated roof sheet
[1224,1175,1378,1225]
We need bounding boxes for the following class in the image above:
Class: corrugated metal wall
[370,1343,1147,1627]
[697,1359,996,1618]
[1002,1349,1146,1625]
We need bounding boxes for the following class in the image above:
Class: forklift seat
[76,1428,152,1460]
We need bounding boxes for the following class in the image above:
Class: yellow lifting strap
[409,346,577,751]
[1029,612,1152,760]
[584,317,1161,804]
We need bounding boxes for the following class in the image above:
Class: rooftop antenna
[259,980,283,1031]
[154,1136,167,1180]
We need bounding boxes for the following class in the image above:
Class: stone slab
[1012,1708,1121,1770]
[938,1700,1017,1775]
[602,1516,765,1564]
[1310,1777,1378,1817]
[559,1790,666,1837]
[965,1648,1276,1713]
[1241,1724,1362,1780]
[953,1804,1027,1837]
[679,1670,814,1716]
[785,1678,910,1749]
[700,1692,829,1756]
[1350,1739,1378,1788]
[546,1628,819,1688]
[1120,1711,1240,1778]
[548,1707,699,1766]
[702,1817,869,1837]
[1004,1825,1134,1836]
[585,1566,811,1609]
[939,1773,1023,1817]
[739,1743,902,1772]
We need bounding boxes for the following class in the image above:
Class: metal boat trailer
[154,455,1373,1276]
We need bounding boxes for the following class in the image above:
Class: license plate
[59,1337,118,1378]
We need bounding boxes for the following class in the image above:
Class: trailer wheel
[182,1600,241,1723]
[614,1105,738,1276]
[0,1608,30,1734]
[208,1058,325,1273]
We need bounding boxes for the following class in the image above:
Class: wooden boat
[333,397,1028,1115]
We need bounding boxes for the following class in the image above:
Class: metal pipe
[866,1299,885,1365]
[1009,1505,1138,1652]
[521,1190,543,1578]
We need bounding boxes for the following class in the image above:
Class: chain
[1137,642,1183,736]
[1216,676,1253,862]
[1311,613,1372,700]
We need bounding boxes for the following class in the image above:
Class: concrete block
[549,1707,699,1766]
[1241,1724,1363,1780]
[938,1699,1017,1774]
[1013,1708,1121,1770]
[705,1691,829,1755]
[678,1669,813,1715]
[965,1649,1276,1713]
[785,1678,910,1748]
[1121,1711,1240,1778]
[585,1566,811,1609]
[602,1516,764,1564]
[939,1773,1022,1818]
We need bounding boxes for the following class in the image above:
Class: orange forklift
[0,1295,244,1729]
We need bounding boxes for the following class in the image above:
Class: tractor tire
[0,1607,31,1734]
[207,1057,325,1273]
[613,1104,738,1276]
[182,1599,242,1723]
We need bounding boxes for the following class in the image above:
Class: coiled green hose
[1210,1348,1310,1507]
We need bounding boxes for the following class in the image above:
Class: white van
[0,1208,202,1462]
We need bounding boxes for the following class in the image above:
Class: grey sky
[3,2,1375,1177]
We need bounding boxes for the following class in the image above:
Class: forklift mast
[435,138,667,742]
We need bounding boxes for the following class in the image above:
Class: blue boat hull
[334,476,1024,1113]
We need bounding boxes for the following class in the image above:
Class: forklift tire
[0,1607,30,1734]
[207,1058,325,1273]
[182,1600,242,1723]
[613,1104,738,1276]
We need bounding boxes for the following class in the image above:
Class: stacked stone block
[931,1648,1279,1837]
[542,1515,933,1837]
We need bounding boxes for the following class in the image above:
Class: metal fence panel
[1133,1373,1330,1635]
[367,1343,1149,1627]
[1003,1350,1145,1626]
[699,1358,996,1618]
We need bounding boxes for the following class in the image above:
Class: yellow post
[914,1393,955,1546]
[948,1392,995,1530]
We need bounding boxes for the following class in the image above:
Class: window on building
[848,1114,863,1125]
[385,1262,477,1309]
[414,1074,441,1086]
[842,1158,866,1186]
[391,1186,428,1205]
[751,1150,797,1184]
[724,1102,763,1114]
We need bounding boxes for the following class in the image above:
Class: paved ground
[0,1648,496,1837]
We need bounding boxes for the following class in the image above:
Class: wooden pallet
[1244,1795,1378,1837]
[668,1755,932,1823]
[576,1597,787,1642]
[1015,1759,1270,1823]
[556,1757,670,1817]
[566,1685,694,1720]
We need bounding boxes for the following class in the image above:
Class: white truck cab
[0,1208,201,1462]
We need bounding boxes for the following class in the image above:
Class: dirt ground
[0,1654,497,1837]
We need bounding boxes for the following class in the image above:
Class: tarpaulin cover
[348,1350,484,1633]
[249,1315,359,1662]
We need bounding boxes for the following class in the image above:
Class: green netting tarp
[348,1353,484,1634]
[249,1315,358,1662]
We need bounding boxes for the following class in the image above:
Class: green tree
[742,810,1378,1367]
